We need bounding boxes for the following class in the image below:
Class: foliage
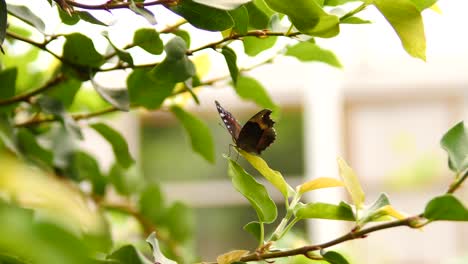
[0,0,466,264]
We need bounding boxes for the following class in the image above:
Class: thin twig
[65,0,175,10]
[0,74,67,106]
[447,170,468,194]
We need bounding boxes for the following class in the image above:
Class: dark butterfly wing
[215,100,242,140]
[237,109,276,154]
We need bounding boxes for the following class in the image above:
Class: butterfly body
[215,101,276,154]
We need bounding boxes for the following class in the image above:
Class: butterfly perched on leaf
[215,100,276,154]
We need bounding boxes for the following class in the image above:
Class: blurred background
[3,1,468,263]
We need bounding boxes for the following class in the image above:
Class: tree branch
[447,170,468,194]
[65,0,176,10]
[0,74,67,106]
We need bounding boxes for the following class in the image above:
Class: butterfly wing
[215,100,242,140]
[237,109,276,154]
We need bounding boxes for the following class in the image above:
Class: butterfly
[215,100,276,154]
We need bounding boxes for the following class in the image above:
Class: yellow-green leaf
[374,0,426,60]
[239,149,294,200]
[337,157,365,209]
[297,177,345,195]
[216,250,249,264]
[379,205,406,220]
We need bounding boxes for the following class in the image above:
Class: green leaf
[297,177,344,195]
[107,245,152,264]
[138,184,165,225]
[410,0,437,11]
[70,151,106,195]
[234,76,277,112]
[229,6,249,34]
[221,46,239,85]
[239,149,294,200]
[357,193,391,226]
[373,0,426,60]
[133,28,163,55]
[16,128,54,167]
[108,163,141,196]
[340,16,371,24]
[168,0,234,31]
[243,221,262,241]
[91,123,134,169]
[63,33,104,67]
[129,1,157,25]
[424,194,468,221]
[172,30,191,47]
[285,41,342,68]
[0,115,19,154]
[0,68,17,112]
[243,36,277,56]
[0,0,6,50]
[151,36,195,84]
[440,122,468,173]
[245,0,273,29]
[264,0,339,37]
[90,78,130,111]
[226,158,277,223]
[164,202,194,243]
[324,0,360,6]
[171,105,215,163]
[191,0,250,10]
[103,34,134,66]
[7,4,46,32]
[37,96,83,139]
[322,251,350,264]
[127,68,174,109]
[146,233,177,264]
[75,11,108,26]
[46,77,81,108]
[57,6,79,25]
[295,202,355,221]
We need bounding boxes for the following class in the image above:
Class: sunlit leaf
[229,6,249,34]
[46,77,81,108]
[295,202,355,221]
[373,0,426,60]
[7,4,46,32]
[297,177,344,195]
[69,151,106,195]
[357,193,391,226]
[410,0,437,11]
[234,76,278,112]
[171,105,215,163]
[168,0,234,31]
[75,11,108,26]
[245,0,274,29]
[63,33,104,67]
[217,250,249,264]
[221,46,239,85]
[424,194,468,221]
[239,149,294,200]
[322,250,349,264]
[285,41,342,67]
[133,28,163,55]
[227,158,277,223]
[440,121,468,173]
[146,232,177,264]
[340,16,371,24]
[324,0,360,6]
[91,123,134,169]
[378,205,406,220]
[243,36,277,56]
[337,157,365,209]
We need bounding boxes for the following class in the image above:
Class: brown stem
[65,0,175,10]
[0,74,67,106]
